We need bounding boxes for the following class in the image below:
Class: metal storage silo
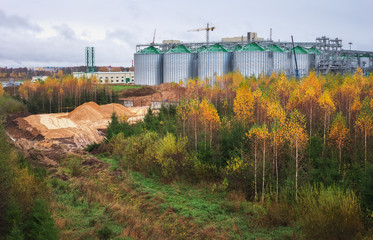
[163,45,194,84]
[233,42,271,78]
[134,46,163,85]
[307,47,319,72]
[267,44,291,75]
[198,44,231,84]
[291,46,309,77]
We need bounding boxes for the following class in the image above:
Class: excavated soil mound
[120,83,184,107]
[68,102,104,122]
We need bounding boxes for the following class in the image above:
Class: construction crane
[188,23,215,44]
[151,29,156,45]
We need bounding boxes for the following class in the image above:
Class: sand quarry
[15,102,149,149]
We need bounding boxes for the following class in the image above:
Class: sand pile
[100,103,133,118]
[67,102,104,122]
[16,102,137,149]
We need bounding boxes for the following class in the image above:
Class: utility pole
[270,28,272,41]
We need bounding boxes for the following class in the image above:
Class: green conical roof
[138,46,161,54]
[292,46,308,54]
[229,45,243,52]
[307,47,321,54]
[267,44,285,52]
[195,46,207,53]
[167,45,191,53]
[241,42,265,51]
[204,44,228,52]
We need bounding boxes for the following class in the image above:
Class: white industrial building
[72,72,134,84]
[31,76,49,82]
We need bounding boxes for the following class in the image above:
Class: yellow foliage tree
[329,112,349,174]
[285,109,308,200]
[176,100,189,137]
[247,124,260,201]
[318,90,336,146]
[199,99,211,148]
[188,99,199,150]
[267,101,286,201]
[257,124,269,202]
[233,81,254,128]
[275,72,291,110]
[355,97,373,170]
[301,71,322,136]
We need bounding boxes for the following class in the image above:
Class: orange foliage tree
[318,90,336,146]
[0,83,4,97]
[199,99,221,147]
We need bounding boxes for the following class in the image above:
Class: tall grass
[297,184,363,240]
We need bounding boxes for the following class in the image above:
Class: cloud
[54,24,77,40]
[0,8,41,32]
[0,23,135,67]
[0,0,372,67]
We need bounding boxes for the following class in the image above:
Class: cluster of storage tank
[134,43,316,85]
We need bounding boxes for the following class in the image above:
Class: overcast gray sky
[1,0,372,67]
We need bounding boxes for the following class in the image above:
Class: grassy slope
[50,154,296,240]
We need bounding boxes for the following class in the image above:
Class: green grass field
[108,85,143,92]
[50,154,298,239]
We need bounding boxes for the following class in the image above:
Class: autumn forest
[1,69,373,239]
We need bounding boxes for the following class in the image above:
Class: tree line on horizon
[18,75,119,114]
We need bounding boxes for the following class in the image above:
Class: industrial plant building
[72,47,134,84]
[134,35,373,86]
[72,72,134,84]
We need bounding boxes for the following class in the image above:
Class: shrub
[361,164,373,212]
[106,112,134,140]
[0,96,27,114]
[84,142,101,152]
[264,202,295,227]
[111,131,194,181]
[97,225,113,240]
[7,224,24,240]
[298,185,364,240]
[192,156,220,182]
[110,132,127,157]
[223,157,251,193]
[112,131,159,176]
[24,199,59,240]
[155,133,189,180]
[63,156,82,177]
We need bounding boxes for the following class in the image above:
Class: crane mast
[188,23,215,44]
